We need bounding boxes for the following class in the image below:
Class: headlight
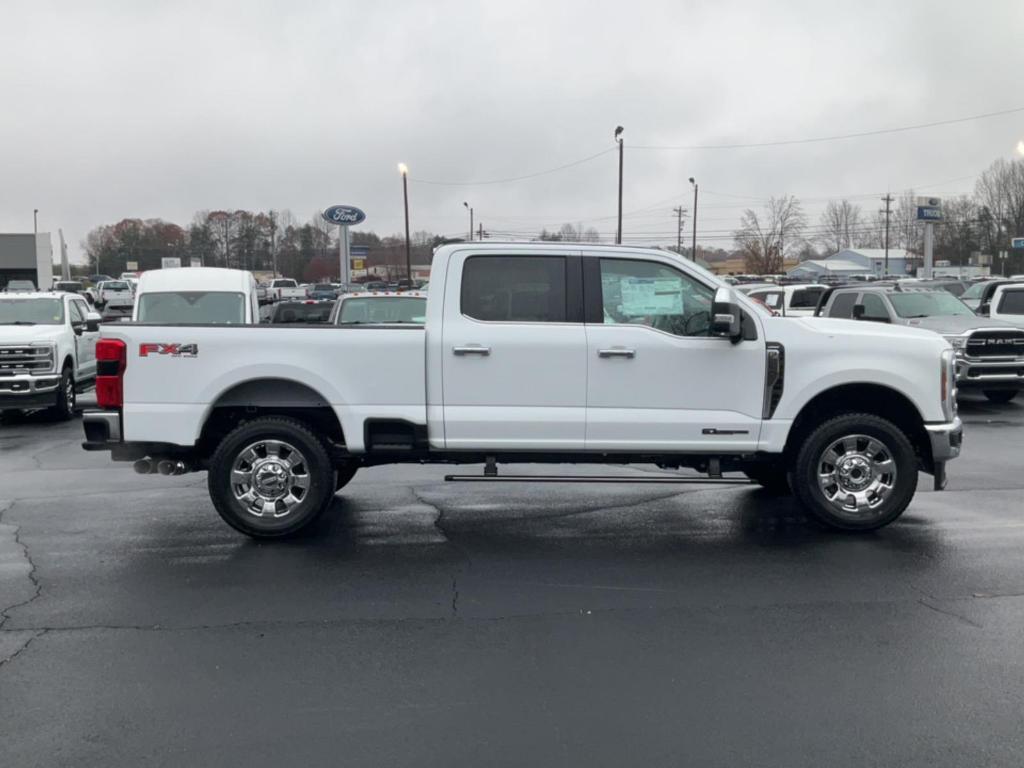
[943,335,967,358]
[940,349,956,420]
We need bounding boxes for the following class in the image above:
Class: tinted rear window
[337,297,426,324]
[790,287,824,308]
[104,281,130,291]
[461,256,566,322]
[271,302,333,323]
[997,290,1024,315]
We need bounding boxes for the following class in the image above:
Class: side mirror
[71,321,84,336]
[852,304,866,320]
[977,304,990,317]
[85,318,101,332]
[710,287,742,342]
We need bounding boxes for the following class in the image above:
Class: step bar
[444,474,753,485]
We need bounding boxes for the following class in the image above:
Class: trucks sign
[322,205,366,226]
[1012,237,1024,249]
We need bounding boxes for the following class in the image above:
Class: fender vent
[763,343,785,419]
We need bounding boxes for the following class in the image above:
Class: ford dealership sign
[322,205,366,226]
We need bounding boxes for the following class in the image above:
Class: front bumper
[0,374,60,409]
[925,417,963,462]
[955,359,1024,391]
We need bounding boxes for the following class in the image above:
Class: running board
[444,474,754,485]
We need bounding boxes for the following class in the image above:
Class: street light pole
[615,126,624,244]
[33,208,38,236]
[463,202,474,242]
[399,163,411,281]
[689,177,698,261]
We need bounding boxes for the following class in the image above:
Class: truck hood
[903,315,1018,335]
[0,325,65,344]
[788,316,945,343]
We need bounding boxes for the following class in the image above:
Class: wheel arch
[783,383,933,471]
[197,377,345,458]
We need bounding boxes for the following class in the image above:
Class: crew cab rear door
[440,249,587,449]
[582,252,766,452]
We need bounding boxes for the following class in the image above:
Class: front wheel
[49,366,76,420]
[791,413,917,531]
[983,390,1018,404]
[208,416,336,538]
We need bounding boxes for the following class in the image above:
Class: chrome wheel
[230,439,311,519]
[816,434,897,519]
[65,375,76,410]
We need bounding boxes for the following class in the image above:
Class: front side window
[997,290,1024,316]
[0,298,64,325]
[137,292,246,324]
[461,256,566,323]
[828,292,858,318]
[68,301,85,323]
[599,258,715,337]
[859,293,890,321]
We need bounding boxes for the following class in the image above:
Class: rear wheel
[983,390,1018,404]
[208,417,335,538]
[791,413,917,531]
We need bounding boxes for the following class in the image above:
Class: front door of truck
[583,254,766,452]
[440,250,587,450]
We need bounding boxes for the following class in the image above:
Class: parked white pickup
[82,243,962,538]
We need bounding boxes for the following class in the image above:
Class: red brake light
[95,338,127,409]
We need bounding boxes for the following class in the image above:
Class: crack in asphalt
[0,629,47,670]
[0,502,44,632]
[916,598,984,629]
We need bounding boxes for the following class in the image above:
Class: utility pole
[33,209,38,236]
[615,126,624,244]
[689,178,699,261]
[463,202,474,242]
[399,163,411,281]
[880,194,894,276]
[269,210,278,276]
[478,222,483,241]
[672,206,687,254]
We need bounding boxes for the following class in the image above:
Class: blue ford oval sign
[322,205,366,226]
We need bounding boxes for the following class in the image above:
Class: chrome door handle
[453,345,491,356]
[598,348,636,358]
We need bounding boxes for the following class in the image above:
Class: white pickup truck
[82,243,963,538]
[1,291,100,418]
[266,278,306,303]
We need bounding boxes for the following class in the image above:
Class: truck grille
[0,345,55,375]
[965,330,1024,359]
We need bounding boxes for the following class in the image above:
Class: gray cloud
[2,0,1023,260]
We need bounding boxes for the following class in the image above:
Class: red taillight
[95,338,127,409]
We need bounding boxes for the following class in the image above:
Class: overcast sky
[2,0,1023,261]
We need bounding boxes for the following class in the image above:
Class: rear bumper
[0,374,60,409]
[81,409,122,449]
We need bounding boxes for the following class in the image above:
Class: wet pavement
[1,394,1023,767]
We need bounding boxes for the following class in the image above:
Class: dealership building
[0,233,53,290]
[787,248,918,280]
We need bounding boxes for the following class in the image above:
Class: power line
[408,146,615,186]
[632,106,1024,150]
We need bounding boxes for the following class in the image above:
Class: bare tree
[975,158,1024,261]
[817,200,862,254]
[733,196,806,273]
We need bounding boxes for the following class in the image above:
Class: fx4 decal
[139,343,199,358]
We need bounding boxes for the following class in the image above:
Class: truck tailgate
[104,324,426,449]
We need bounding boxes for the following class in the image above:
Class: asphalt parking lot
[1,395,1023,767]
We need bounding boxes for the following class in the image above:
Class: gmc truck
[82,243,963,538]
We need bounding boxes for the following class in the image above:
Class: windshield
[271,302,333,323]
[337,296,427,324]
[6,281,36,291]
[0,298,64,325]
[137,291,246,324]
[889,291,974,318]
[55,282,83,292]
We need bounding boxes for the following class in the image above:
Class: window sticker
[619,277,684,315]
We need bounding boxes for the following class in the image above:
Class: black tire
[791,413,917,532]
[207,416,336,538]
[983,390,1018,404]
[743,465,792,495]
[334,463,359,491]
[49,366,76,420]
